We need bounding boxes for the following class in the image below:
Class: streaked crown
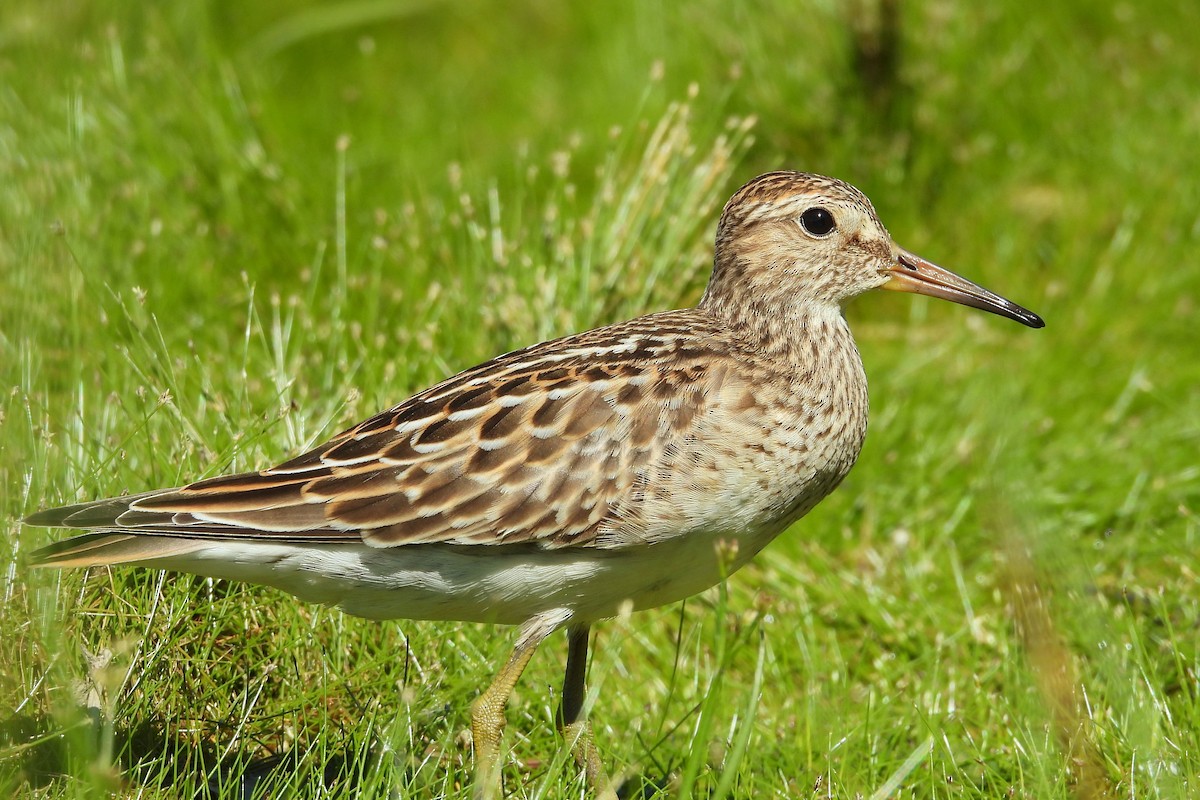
[702,171,897,317]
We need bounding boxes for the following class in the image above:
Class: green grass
[2,0,1198,797]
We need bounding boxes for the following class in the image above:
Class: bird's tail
[24,489,206,568]
[28,532,207,568]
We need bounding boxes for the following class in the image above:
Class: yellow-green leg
[471,611,565,800]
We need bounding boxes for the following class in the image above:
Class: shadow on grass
[0,712,367,798]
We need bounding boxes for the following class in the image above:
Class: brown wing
[29,311,719,552]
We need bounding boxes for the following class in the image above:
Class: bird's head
[703,171,1044,329]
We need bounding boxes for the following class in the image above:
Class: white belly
[150,518,785,625]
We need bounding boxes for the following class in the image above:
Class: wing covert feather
[29,311,730,551]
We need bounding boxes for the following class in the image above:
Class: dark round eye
[799,207,836,236]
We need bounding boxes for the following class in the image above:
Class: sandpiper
[27,171,1043,796]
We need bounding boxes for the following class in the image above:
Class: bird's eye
[799,207,836,237]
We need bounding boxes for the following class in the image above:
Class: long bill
[883,248,1045,328]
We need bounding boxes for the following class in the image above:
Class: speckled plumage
[26,172,1043,797]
